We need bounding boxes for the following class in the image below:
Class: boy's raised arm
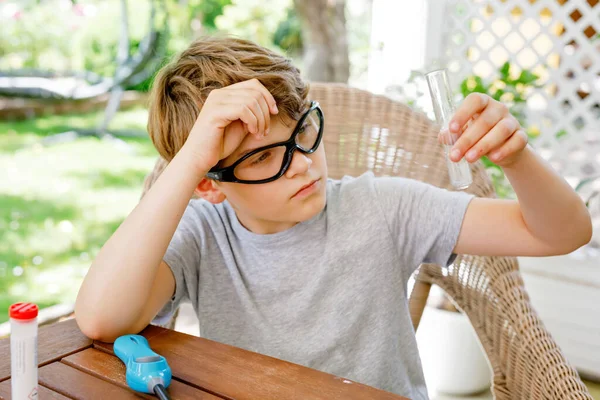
[75,79,278,342]
[450,93,592,257]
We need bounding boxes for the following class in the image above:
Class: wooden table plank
[0,318,92,382]
[39,362,144,399]
[96,325,408,400]
[0,379,70,400]
[63,348,222,400]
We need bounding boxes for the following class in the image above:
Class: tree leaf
[555,129,568,139]
[473,76,489,93]
[516,70,539,85]
[499,61,510,80]
[460,79,470,98]
[492,88,505,101]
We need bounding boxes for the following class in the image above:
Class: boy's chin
[292,192,327,222]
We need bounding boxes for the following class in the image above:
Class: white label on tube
[11,329,38,399]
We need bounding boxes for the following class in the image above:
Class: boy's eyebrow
[232,115,306,161]
[234,127,296,160]
[237,147,259,159]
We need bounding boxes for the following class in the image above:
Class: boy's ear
[195,178,226,204]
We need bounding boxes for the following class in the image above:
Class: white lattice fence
[427,0,600,182]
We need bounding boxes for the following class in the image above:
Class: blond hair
[147,36,309,162]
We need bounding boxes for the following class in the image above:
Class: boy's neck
[234,209,300,235]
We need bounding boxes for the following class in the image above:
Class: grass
[0,107,157,324]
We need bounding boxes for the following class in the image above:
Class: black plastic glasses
[206,101,324,184]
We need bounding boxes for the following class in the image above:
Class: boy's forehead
[232,115,296,158]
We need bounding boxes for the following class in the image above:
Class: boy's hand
[445,93,528,168]
[182,79,279,174]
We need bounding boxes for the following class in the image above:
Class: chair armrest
[418,256,592,399]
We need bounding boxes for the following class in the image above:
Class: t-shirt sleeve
[373,176,474,272]
[152,204,202,326]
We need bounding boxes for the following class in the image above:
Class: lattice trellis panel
[433,0,600,182]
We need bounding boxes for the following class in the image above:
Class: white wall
[367,0,430,94]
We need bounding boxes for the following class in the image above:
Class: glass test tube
[425,69,473,190]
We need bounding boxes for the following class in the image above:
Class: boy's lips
[292,178,320,198]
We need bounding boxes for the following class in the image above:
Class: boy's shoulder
[177,196,232,235]
[328,171,424,201]
[325,171,427,215]
[328,172,463,223]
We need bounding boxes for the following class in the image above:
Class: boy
[75,37,592,399]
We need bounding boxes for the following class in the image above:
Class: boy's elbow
[75,312,122,343]
[75,303,142,343]
[573,207,593,249]
[75,316,111,343]
[578,213,594,248]
[556,212,593,255]
[75,297,109,341]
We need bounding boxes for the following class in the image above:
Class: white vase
[416,306,492,395]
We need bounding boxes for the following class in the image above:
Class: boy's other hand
[182,78,279,174]
[442,93,528,168]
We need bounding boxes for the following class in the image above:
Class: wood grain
[0,379,70,400]
[95,325,408,400]
[0,318,92,382]
[63,348,222,400]
[39,362,144,399]
[1,320,409,399]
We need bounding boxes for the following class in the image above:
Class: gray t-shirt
[153,172,473,399]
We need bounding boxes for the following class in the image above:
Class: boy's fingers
[254,93,271,135]
[234,79,278,114]
[450,104,506,161]
[229,88,272,136]
[489,129,528,163]
[464,117,517,162]
[248,79,279,114]
[449,93,489,133]
[249,97,266,138]
[225,92,265,137]
[238,104,258,135]
[438,118,473,146]
[438,129,459,146]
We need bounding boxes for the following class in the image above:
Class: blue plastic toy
[114,334,172,399]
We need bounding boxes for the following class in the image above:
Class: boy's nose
[285,151,313,178]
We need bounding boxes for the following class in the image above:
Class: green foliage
[0,0,214,92]
[555,129,568,139]
[460,62,539,131]
[0,0,305,91]
[215,0,291,50]
[0,2,80,70]
[186,0,233,30]
[273,7,303,55]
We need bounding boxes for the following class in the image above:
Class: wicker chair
[141,82,592,399]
